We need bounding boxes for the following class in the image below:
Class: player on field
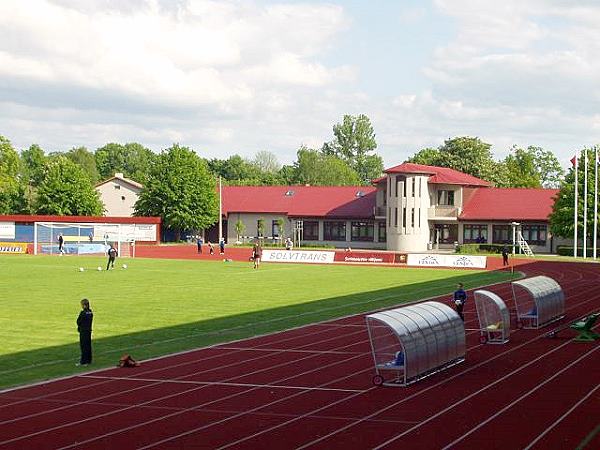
[106,244,118,270]
[76,298,93,365]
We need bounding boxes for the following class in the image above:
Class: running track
[0,260,598,449]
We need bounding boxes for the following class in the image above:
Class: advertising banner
[0,222,15,239]
[334,251,395,264]
[262,249,335,264]
[407,254,487,269]
[0,242,27,253]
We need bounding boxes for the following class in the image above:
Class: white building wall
[95,179,141,217]
[386,174,430,252]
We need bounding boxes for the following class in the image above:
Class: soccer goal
[33,222,135,257]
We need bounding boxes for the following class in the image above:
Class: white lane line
[0,326,366,426]
[523,383,600,450]
[1,327,371,446]
[79,375,364,393]
[440,344,600,450]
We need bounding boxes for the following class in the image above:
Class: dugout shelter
[365,301,465,387]
[511,276,565,329]
[474,290,510,344]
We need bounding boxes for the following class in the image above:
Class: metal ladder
[517,231,534,257]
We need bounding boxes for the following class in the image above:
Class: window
[419,178,422,197]
[114,184,121,190]
[378,222,386,242]
[402,208,407,228]
[437,190,455,206]
[411,178,415,197]
[121,195,126,201]
[492,225,511,244]
[272,220,281,238]
[434,224,458,244]
[411,208,415,228]
[351,222,374,241]
[323,221,346,241]
[522,224,547,246]
[463,224,488,243]
[303,221,319,240]
[394,208,398,227]
[388,207,392,227]
[257,219,265,237]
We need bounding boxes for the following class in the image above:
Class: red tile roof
[222,186,377,219]
[460,188,559,221]
[385,163,491,187]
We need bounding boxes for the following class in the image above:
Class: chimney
[115,172,124,178]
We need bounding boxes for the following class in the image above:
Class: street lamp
[511,222,520,255]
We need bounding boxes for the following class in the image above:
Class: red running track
[0,260,598,449]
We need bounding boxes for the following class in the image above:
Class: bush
[456,243,507,254]
[557,246,596,257]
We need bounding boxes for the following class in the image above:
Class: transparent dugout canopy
[366,301,465,386]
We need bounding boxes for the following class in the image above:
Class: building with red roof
[218,162,562,254]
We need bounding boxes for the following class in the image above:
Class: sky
[2,0,600,168]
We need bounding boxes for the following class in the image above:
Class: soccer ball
[79,267,84,272]
[122,264,127,269]
[97,266,102,271]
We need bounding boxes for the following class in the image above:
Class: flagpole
[218,176,223,243]
[583,149,588,259]
[574,152,578,258]
[594,146,598,260]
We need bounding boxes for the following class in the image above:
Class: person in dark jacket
[58,233,65,254]
[77,298,93,365]
[106,244,118,270]
[453,283,467,321]
[502,246,509,266]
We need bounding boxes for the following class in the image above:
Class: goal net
[33,222,135,257]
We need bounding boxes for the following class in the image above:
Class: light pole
[511,222,520,255]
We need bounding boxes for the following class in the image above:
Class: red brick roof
[385,163,491,187]
[460,188,559,221]
[222,186,377,219]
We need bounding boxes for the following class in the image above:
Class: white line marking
[440,345,600,450]
[79,375,364,393]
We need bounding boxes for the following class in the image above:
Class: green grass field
[1,255,515,390]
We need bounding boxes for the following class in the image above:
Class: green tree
[64,147,99,183]
[549,147,598,241]
[0,136,28,214]
[252,150,281,174]
[503,146,541,188]
[20,144,47,186]
[437,136,499,183]
[407,147,443,166]
[235,219,246,242]
[294,147,360,186]
[528,146,564,188]
[0,135,20,178]
[95,142,156,183]
[134,144,218,241]
[34,156,104,215]
[322,114,383,184]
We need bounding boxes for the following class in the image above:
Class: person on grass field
[252,240,262,269]
[58,233,65,255]
[106,243,118,270]
[453,283,467,321]
[76,298,93,366]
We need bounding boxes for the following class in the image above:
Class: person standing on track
[502,246,509,266]
[76,298,93,366]
[453,283,467,321]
